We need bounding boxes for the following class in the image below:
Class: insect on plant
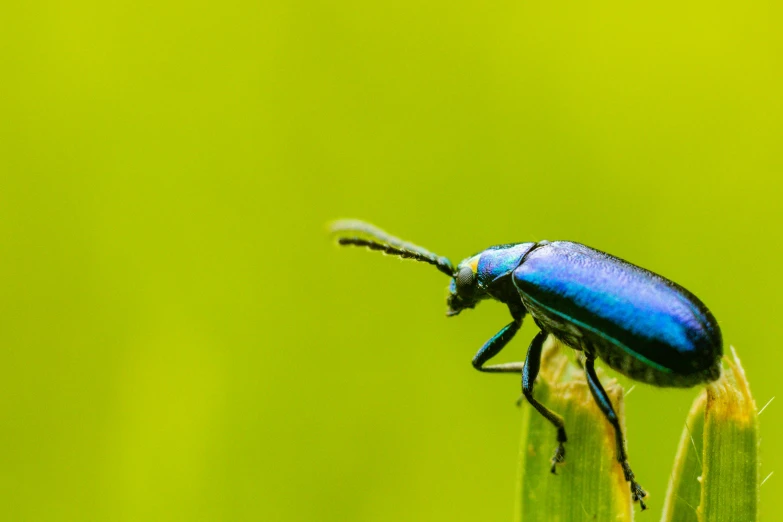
[331,220,723,510]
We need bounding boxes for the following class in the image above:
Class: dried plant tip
[661,346,760,522]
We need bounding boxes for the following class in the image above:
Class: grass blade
[701,347,759,521]
[660,347,759,522]
[516,337,634,522]
[660,395,705,522]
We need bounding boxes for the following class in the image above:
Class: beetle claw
[621,461,647,510]
[631,481,647,510]
[550,442,566,474]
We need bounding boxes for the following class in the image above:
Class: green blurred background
[1,1,780,520]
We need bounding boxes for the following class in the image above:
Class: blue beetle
[331,220,723,510]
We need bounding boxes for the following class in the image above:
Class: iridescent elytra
[331,220,723,510]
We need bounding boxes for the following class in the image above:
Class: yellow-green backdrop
[1,1,780,520]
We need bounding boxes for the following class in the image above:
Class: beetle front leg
[521,331,568,474]
[584,355,647,510]
[472,326,568,473]
[471,320,523,373]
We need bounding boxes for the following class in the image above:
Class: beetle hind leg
[584,355,647,510]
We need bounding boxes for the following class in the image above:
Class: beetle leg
[471,321,522,373]
[521,330,568,473]
[472,326,568,473]
[584,355,648,510]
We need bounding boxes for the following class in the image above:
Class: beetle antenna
[330,219,455,277]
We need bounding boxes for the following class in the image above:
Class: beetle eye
[456,266,475,290]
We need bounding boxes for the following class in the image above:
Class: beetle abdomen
[513,241,722,385]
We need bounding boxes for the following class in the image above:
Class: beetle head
[446,255,486,316]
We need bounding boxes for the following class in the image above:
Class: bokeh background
[1,1,781,520]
